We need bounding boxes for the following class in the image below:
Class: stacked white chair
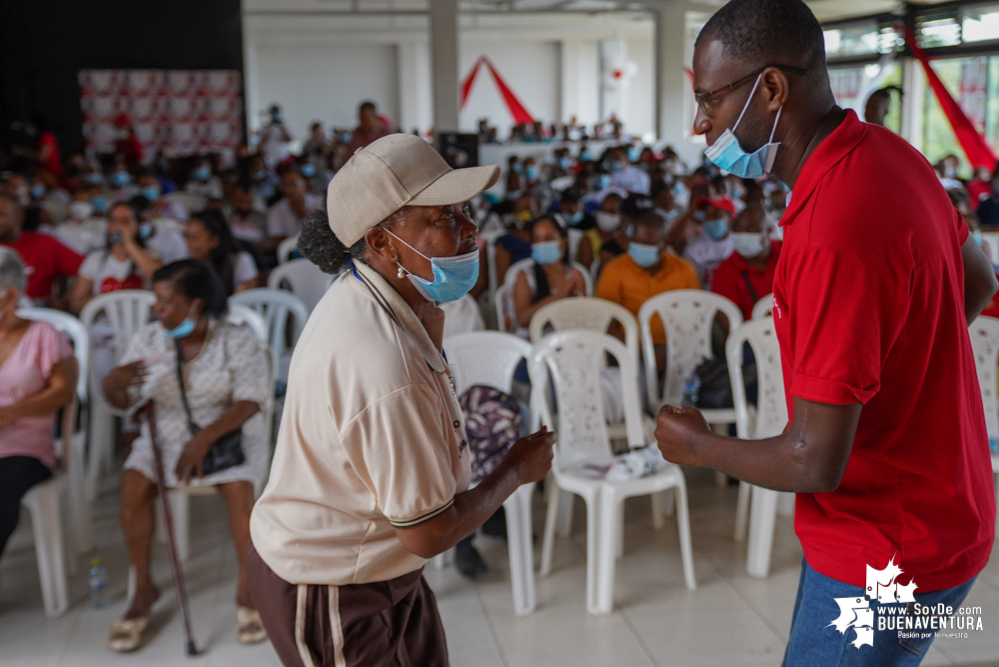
[17,309,87,618]
[268,258,332,313]
[230,288,310,386]
[726,318,790,579]
[79,290,156,499]
[531,331,695,615]
[967,315,999,531]
[226,303,269,343]
[440,331,538,616]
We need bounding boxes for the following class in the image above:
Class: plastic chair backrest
[567,228,583,263]
[589,257,601,286]
[495,283,514,333]
[229,288,310,362]
[78,290,156,407]
[443,331,532,396]
[440,294,485,338]
[726,318,787,440]
[504,258,593,296]
[969,316,999,441]
[752,294,773,320]
[529,330,645,468]
[639,290,743,410]
[528,297,639,365]
[18,308,89,401]
[226,304,269,343]
[277,234,300,264]
[267,258,331,312]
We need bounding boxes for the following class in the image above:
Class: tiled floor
[2,468,998,666]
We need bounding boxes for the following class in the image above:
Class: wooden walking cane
[138,401,198,657]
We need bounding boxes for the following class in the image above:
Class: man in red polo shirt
[655,1,997,665]
[0,192,83,304]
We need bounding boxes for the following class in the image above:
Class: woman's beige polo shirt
[250,261,471,586]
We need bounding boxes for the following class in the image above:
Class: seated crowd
[0,98,991,652]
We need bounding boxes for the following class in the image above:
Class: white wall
[458,41,560,133]
[249,41,401,139]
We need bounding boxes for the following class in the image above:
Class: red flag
[482,57,535,125]
[903,26,997,169]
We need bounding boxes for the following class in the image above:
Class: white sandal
[108,616,150,652]
[237,606,267,645]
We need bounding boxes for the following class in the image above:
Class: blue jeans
[783,558,977,667]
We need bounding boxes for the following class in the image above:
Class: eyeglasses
[694,65,808,116]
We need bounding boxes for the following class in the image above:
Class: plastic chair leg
[777,492,795,518]
[660,488,675,516]
[86,406,114,500]
[24,483,70,618]
[555,488,574,538]
[590,490,619,615]
[650,492,666,529]
[167,491,191,564]
[674,483,697,591]
[540,478,561,577]
[734,481,752,542]
[584,490,602,614]
[503,482,536,616]
[615,499,625,559]
[67,438,94,555]
[747,486,780,579]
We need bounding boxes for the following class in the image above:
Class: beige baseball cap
[326,133,500,247]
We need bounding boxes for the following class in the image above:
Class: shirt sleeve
[953,207,970,246]
[233,252,259,285]
[595,260,622,304]
[36,323,73,379]
[783,246,908,405]
[340,383,458,528]
[53,237,84,277]
[77,252,101,282]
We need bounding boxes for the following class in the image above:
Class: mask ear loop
[768,106,784,144]
[731,73,764,134]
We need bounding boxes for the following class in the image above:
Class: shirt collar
[779,109,866,227]
[353,260,446,373]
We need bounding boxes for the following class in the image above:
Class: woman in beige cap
[247,133,555,667]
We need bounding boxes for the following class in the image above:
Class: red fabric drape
[460,58,483,109]
[903,26,997,169]
[481,58,535,125]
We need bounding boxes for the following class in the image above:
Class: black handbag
[174,341,245,476]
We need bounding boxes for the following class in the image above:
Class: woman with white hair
[0,247,75,559]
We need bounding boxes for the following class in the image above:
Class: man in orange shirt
[596,211,700,346]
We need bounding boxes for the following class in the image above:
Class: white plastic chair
[267,258,331,313]
[439,332,537,616]
[161,190,206,214]
[18,308,93,558]
[439,294,485,339]
[726,318,792,579]
[18,343,81,618]
[226,303,268,343]
[968,316,999,531]
[277,234,299,264]
[495,283,515,334]
[504,258,593,296]
[751,294,773,320]
[639,290,743,424]
[230,288,310,385]
[567,228,584,263]
[79,290,156,499]
[531,331,696,615]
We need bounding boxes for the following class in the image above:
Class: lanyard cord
[350,257,404,330]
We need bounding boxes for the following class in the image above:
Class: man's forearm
[691,431,837,493]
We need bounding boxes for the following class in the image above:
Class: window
[823,23,901,59]
[963,4,999,43]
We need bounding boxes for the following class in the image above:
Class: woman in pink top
[0,247,75,558]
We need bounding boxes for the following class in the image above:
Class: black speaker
[436,132,479,168]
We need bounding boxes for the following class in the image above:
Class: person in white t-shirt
[54,189,107,255]
[257,105,292,167]
[184,209,258,295]
[608,147,651,194]
[68,201,163,314]
[130,196,188,265]
[266,167,322,247]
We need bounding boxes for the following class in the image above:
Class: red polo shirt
[711,240,781,321]
[772,110,994,592]
[1,232,83,301]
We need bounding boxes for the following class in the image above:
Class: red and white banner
[79,69,243,157]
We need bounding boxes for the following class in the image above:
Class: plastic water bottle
[88,557,108,608]
[682,369,701,408]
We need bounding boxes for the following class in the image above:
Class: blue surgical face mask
[165,302,200,339]
[139,223,154,239]
[300,163,316,178]
[386,230,480,303]
[142,185,160,202]
[30,183,45,199]
[558,157,571,170]
[629,242,661,268]
[703,217,729,240]
[596,174,611,190]
[85,172,103,186]
[525,165,539,181]
[568,210,584,225]
[580,150,592,162]
[111,171,130,188]
[609,161,624,174]
[192,165,211,181]
[532,241,562,266]
[91,195,108,214]
[704,74,783,179]
[628,147,640,162]
[511,163,523,174]
[974,230,984,246]
[694,210,707,222]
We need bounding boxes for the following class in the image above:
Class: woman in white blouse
[183,209,259,295]
[103,259,270,652]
